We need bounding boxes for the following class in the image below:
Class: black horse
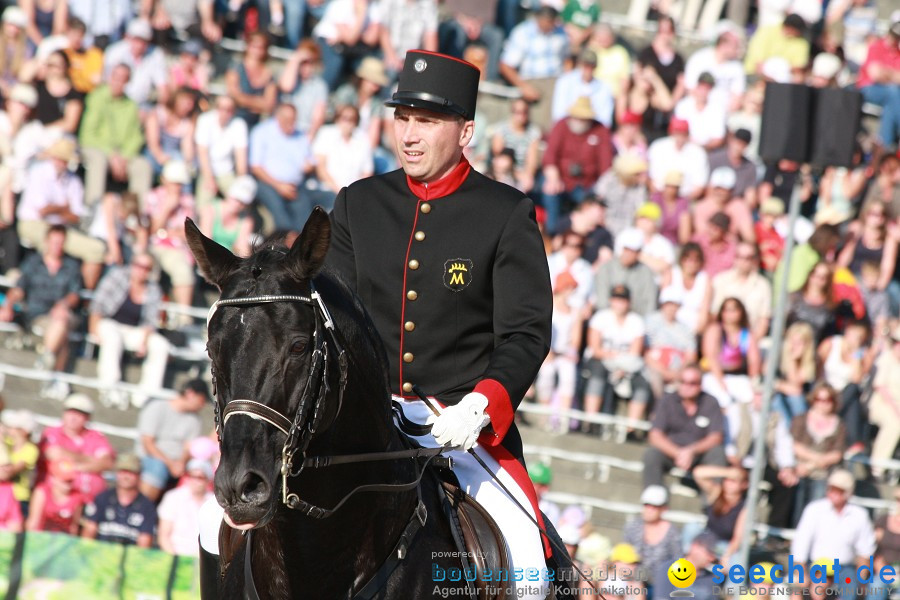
[187,210,564,599]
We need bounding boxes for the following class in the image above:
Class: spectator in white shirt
[312,104,373,194]
[194,95,248,209]
[584,284,652,426]
[647,118,709,200]
[791,468,876,596]
[674,72,727,151]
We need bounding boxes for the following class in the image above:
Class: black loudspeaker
[809,87,862,168]
[759,83,862,168]
[759,83,812,164]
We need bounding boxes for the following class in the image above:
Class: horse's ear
[286,207,331,281]
[185,217,239,290]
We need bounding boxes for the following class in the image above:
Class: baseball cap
[126,18,153,41]
[610,543,641,564]
[619,111,643,126]
[186,458,214,479]
[669,118,690,134]
[812,53,842,80]
[115,453,142,473]
[2,6,26,28]
[640,485,669,506]
[1,409,35,432]
[617,228,644,252]
[760,198,785,216]
[635,202,662,222]
[709,166,737,189]
[826,468,855,492]
[528,462,552,485]
[63,393,94,414]
[553,271,578,294]
[228,175,258,204]
[611,284,631,301]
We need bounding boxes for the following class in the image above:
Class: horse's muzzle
[216,468,274,525]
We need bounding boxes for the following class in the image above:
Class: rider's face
[393,106,473,183]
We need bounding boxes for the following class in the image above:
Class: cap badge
[414,58,427,73]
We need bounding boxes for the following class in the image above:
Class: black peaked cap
[385,50,480,120]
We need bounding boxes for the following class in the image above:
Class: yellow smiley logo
[668,558,697,588]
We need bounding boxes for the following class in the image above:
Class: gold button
[402,382,413,393]
[404,321,415,332]
[408,259,419,270]
[415,231,425,242]
[403,352,414,363]
[420,203,431,214]
[407,290,417,301]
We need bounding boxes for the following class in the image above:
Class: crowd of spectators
[0,384,216,557]
[0,0,894,589]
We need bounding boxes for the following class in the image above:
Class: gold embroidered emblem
[443,259,473,292]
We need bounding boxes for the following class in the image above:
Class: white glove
[426,392,491,451]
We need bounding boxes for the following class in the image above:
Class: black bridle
[208,285,443,518]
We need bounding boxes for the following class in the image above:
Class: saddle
[436,473,511,600]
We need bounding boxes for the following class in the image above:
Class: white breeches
[396,399,550,600]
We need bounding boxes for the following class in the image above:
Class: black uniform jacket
[325,157,552,456]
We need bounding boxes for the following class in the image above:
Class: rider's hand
[427,392,491,451]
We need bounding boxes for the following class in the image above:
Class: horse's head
[185,209,344,529]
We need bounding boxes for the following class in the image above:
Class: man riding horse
[325,50,554,600]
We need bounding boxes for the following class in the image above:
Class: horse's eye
[290,340,307,355]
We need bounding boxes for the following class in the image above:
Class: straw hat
[613,153,648,176]
[568,97,596,120]
[356,57,389,87]
[45,137,78,163]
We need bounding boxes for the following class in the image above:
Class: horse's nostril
[239,472,269,504]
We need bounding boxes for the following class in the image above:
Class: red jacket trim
[480,443,553,559]
[405,156,471,200]
[474,379,513,446]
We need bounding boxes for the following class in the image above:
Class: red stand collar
[405,156,471,200]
